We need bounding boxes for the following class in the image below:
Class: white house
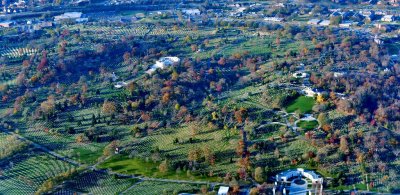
[146,57,180,74]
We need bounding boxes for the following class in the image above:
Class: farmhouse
[146,57,180,74]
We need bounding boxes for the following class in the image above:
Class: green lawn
[97,155,219,182]
[285,96,315,114]
[74,147,104,164]
[297,120,319,130]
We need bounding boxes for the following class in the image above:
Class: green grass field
[98,155,219,181]
[286,96,315,114]
[297,120,319,130]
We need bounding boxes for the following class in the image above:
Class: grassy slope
[286,96,315,114]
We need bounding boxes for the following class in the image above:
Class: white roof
[218,186,229,194]
[55,12,82,21]
[319,20,330,26]
[147,57,180,75]
[308,19,321,23]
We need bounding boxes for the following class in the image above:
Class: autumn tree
[217,57,226,66]
[234,107,247,124]
[339,136,349,155]
[188,148,202,162]
[275,36,281,48]
[40,95,55,115]
[159,160,168,173]
[123,52,131,64]
[102,100,117,115]
[103,140,118,157]
[190,44,198,52]
[254,167,264,183]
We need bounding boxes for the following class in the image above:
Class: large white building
[276,168,323,184]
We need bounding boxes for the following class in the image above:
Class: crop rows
[62,171,133,194]
[125,181,199,195]
[0,151,76,194]
[0,48,37,59]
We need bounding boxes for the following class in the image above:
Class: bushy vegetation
[0,134,28,160]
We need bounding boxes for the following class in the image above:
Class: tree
[102,100,116,115]
[254,167,264,183]
[123,52,131,64]
[339,136,349,155]
[275,36,281,48]
[75,134,88,143]
[317,113,329,127]
[330,16,342,26]
[103,141,118,157]
[234,107,247,123]
[40,95,55,115]
[217,57,226,66]
[159,160,168,173]
[190,44,198,52]
[184,35,192,43]
[200,185,208,194]
[188,148,202,162]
